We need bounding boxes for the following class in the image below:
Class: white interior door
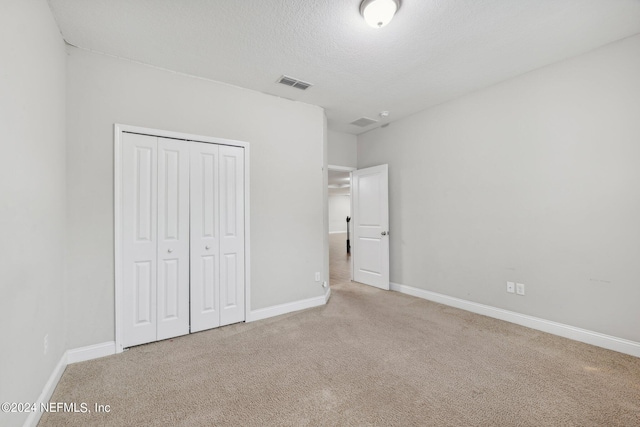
[190,142,221,332]
[351,164,389,290]
[122,133,158,347]
[219,145,245,326]
[156,137,190,340]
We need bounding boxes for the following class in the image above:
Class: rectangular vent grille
[350,117,378,127]
[277,75,313,90]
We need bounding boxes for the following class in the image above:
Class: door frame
[114,124,251,353]
[327,165,356,282]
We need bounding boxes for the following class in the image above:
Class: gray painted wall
[358,35,640,343]
[322,115,330,295]
[0,1,67,425]
[329,195,351,233]
[328,130,357,168]
[65,47,327,349]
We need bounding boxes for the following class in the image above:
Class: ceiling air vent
[350,117,378,127]
[277,75,313,90]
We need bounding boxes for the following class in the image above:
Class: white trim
[26,293,327,426]
[24,342,118,426]
[248,294,327,322]
[115,124,249,147]
[349,170,354,282]
[114,124,123,353]
[329,230,348,234]
[114,124,251,352]
[244,143,251,323]
[327,165,356,172]
[23,352,67,427]
[67,341,116,364]
[390,282,640,358]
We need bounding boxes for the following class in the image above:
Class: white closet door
[190,142,221,332]
[122,133,158,347]
[156,138,190,340]
[219,145,245,326]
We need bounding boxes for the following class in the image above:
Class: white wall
[328,130,357,168]
[322,115,330,292]
[0,1,67,425]
[358,34,640,343]
[329,195,351,233]
[65,47,326,349]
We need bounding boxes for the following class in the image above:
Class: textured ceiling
[329,170,351,187]
[329,170,351,196]
[47,0,640,134]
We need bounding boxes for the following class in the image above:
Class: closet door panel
[157,138,190,340]
[122,133,158,347]
[220,145,245,326]
[190,142,221,332]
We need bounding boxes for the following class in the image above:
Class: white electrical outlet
[506,282,515,293]
[315,272,320,282]
[516,283,525,295]
[44,334,49,355]
[322,281,328,288]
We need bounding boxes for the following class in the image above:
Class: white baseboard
[23,341,116,427]
[23,352,67,427]
[67,341,116,364]
[248,294,327,322]
[324,287,332,303]
[390,282,640,358]
[329,230,347,234]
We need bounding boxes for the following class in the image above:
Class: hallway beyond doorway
[330,232,351,284]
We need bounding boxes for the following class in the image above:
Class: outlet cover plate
[506,282,515,293]
[516,283,525,295]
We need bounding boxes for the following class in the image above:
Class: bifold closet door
[156,138,190,340]
[189,142,221,332]
[122,133,158,347]
[191,143,245,330]
[123,134,245,346]
[219,145,245,326]
[122,133,190,347]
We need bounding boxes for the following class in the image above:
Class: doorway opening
[328,166,355,285]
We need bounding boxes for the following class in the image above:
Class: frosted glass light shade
[360,0,400,28]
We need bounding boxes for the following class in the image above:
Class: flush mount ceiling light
[360,0,400,28]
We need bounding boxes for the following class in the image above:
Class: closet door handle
[167,248,173,253]
[205,245,211,250]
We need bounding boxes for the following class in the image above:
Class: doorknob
[205,245,210,250]
[381,231,387,236]
[167,248,173,253]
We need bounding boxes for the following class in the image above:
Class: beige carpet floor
[40,236,640,426]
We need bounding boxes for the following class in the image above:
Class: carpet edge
[390,282,640,358]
